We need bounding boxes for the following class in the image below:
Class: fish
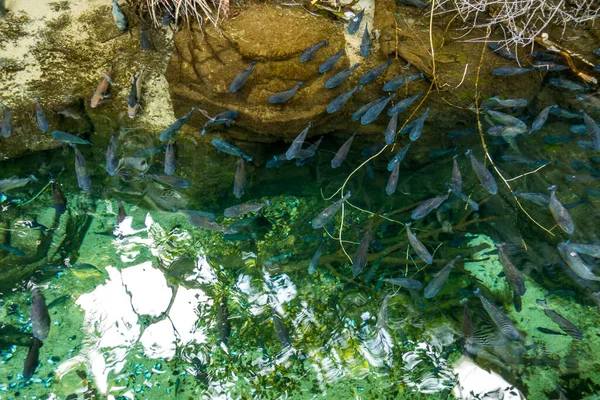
[545,135,577,145]
[186,214,235,234]
[181,209,216,222]
[399,0,428,8]
[424,255,461,298]
[145,173,191,189]
[347,9,364,34]
[567,243,600,258]
[456,191,479,210]
[285,122,311,160]
[266,153,286,168]
[353,96,386,121]
[359,60,393,85]
[217,295,230,345]
[272,311,291,348]
[406,222,432,264]
[566,174,598,183]
[318,49,344,74]
[308,240,325,274]
[383,73,425,92]
[557,242,600,281]
[352,230,373,276]
[360,24,371,57]
[72,145,91,191]
[51,130,91,145]
[140,23,150,50]
[408,108,429,141]
[0,175,36,193]
[496,244,526,296]
[201,110,238,135]
[224,200,269,218]
[532,61,569,72]
[34,98,49,132]
[159,107,194,142]
[105,134,119,177]
[547,185,574,234]
[536,327,565,335]
[325,63,359,89]
[548,78,586,91]
[387,142,411,171]
[268,82,303,104]
[530,104,560,133]
[387,92,421,116]
[23,338,42,381]
[549,106,580,119]
[500,154,536,165]
[311,191,351,229]
[513,190,549,207]
[428,147,458,159]
[536,300,582,340]
[582,111,600,143]
[492,66,533,76]
[112,0,127,30]
[486,109,527,130]
[90,66,113,108]
[31,287,51,340]
[361,94,395,125]
[127,66,146,118]
[0,243,25,256]
[411,190,451,220]
[465,149,498,195]
[586,188,600,197]
[223,233,255,241]
[300,40,328,62]
[51,179,66,215]
[474,288,519,340]
[448,128,475,139]
[481,96,528,109]
[117,198,126,225]
[331,133,356,168]
[386,160,400,195]
[384,112,398,145]
[56,106,82,120]
[488,43,518,60]
[162,9,173,25]
[211,138,252,162]
[233,158,246,199]
[451,155,462,193]
[164,141,175,176]
[383,277,423,289]
[230,62,256,93]
[296,135,323,166]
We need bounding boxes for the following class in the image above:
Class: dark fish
[492,66,532,76]
[359,60,393,85]
[428,147,457,158]
[383,277,423,289]
[411,190,451,220]
[567,242,600,258]
[106,134,119,176]
[159,107,194,142]
[72,145,91,191]
[474,288,519,340]
[549,106,580,119]
[347,9,364,34]
[300,40,328,62]
[386,160,400,195]
[488,43,518,60]
[268,82,303,104]
[140,23,150,50]
[117,198,127,225]
[223,200,269,218]
[465,149,498,195]
[162,9,173,25]
[223,233,255,241]
[23,338,42,381]
[311,191,351,229]
[530,104,557,133]
[319,49,344,74]
[233,158,246,199]
[364,254,384,283]
[387,142,411,171]
[360,24,371,57]
[112,0,127,30]
[164,141,175,176]
[217,295,230,345]
[354,96,387,121]
[331,133,355,168]
[408,108,429,141]
[211,138,252,162]
[557,242,600,281]
[325,63,359,89]
[90,66,113,108]
[34,98,49,132]
[360,94,395,125]
[482,96,528,109]
[387,92,421,116]
[451,155,462,193]
[536,327,565,336]
[383,73,424,92]
[201,109,239,135]
[548,78,585,91]
[406,222,432,264]
[544,135,576,145]
[424,255,461,298]
[384,112,398,145]
[501,154,537,165]
[399,0,428,8]
[51,179,66,215]
[497,243,526,296]
[308,240,325,275]
[127,66,146,118]
[536,300,582,340]
[513,190,549,206]
[352,230,372,276]
[532,61,569,72]
[0,243,25,256]
[448,128,475,139]
[31,288,50,340]
[286,122,311,160]
[52,130,92,145]
[273,311,291,348]
[547,185,574,234]
[145,173,191,189]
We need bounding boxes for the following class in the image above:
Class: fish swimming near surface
[411,190,451,220]
[384,112,398,144]
[34,98,49,132]
[547,185,574,234]
[386,160,400,195]
[557,242,600,281]
[159,107,194,142]
[23,338,42,381]
[359,60,393,85]
[164,141,175,176]
[383,73,424,92]
[530,105,558,133]
[224,200,269,218]
[52,130,92,145]
[145,173,191,189]
[548,78,586,91]
[1,103,13,138]
[387,92,421,116]
[51,179,66,215]
[474,288,519,340]
[318,49,344,74]
[127,66,146,118]
[384,277,423,289]
[361,94,395,125]
[112,0,127,30]
[497,243,526,296]
[352,230,373,276]
[285,122,311,160]
[233,158,246,199]
[230,61,256,93]
[424,255,461,298]
[451,155,462,193]
[465,149,498,195]
[352,96,386,121]
[409,108,429,141]
[31,287,51,341]
[106,134,119,176]
[268,82,303,104]
[331,133,356,168]
[201,109,239,135]
[360,24,371,57]
[300,40,328,62]
[492,66,533,76]
[347,9,364,34]
[311,191,351,229]
[536,300,582,340]
[406,222,433,264]
[325,63,359,89]
[211,138,252,162]
[387,142,411,171]
[90,66,113,108]
[72,145,91,190]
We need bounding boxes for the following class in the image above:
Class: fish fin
[103,93,111,99]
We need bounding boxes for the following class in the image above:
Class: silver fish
[308,240,325,275]
[513,190,549,207]
[296,135,323,166]
[530,104,558,133]
[465,149,498,195]
[567,242,600,258]
[557,242,600,281]
[285,122,311,160]
[224,200,269,218]
[383,277,422,289]
[387,142,411,171]
[201,110,239,135]
[424,255,461,298]
[456,192,479,211]
[474,288,519,340]
[72,145,91,190]
[34,98,49,132]
[386,160,400,195]
[383,73,424,92]
[352,230,372,276]
[497,243,526,296]
[331,133,355,168]
[0,176,36,193]
[164,141,175,176]
[122,157,149,172]
[31,287,51,341]
[211,138,252,162]
[408,108,429,141]
[383,112,398,144]
[451,155,462,193]
[547,185,574,234]
[52,130,92,145]
[406,222,432,264]
[145,173,191,189]
[186,213,235,234]
[233,158,246,199]
[536,300,582,340]
[106,134,119,176]
[273,310,291,348]
[411,190,450,220]
[311,191,351,229]
[486,109,527,130]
